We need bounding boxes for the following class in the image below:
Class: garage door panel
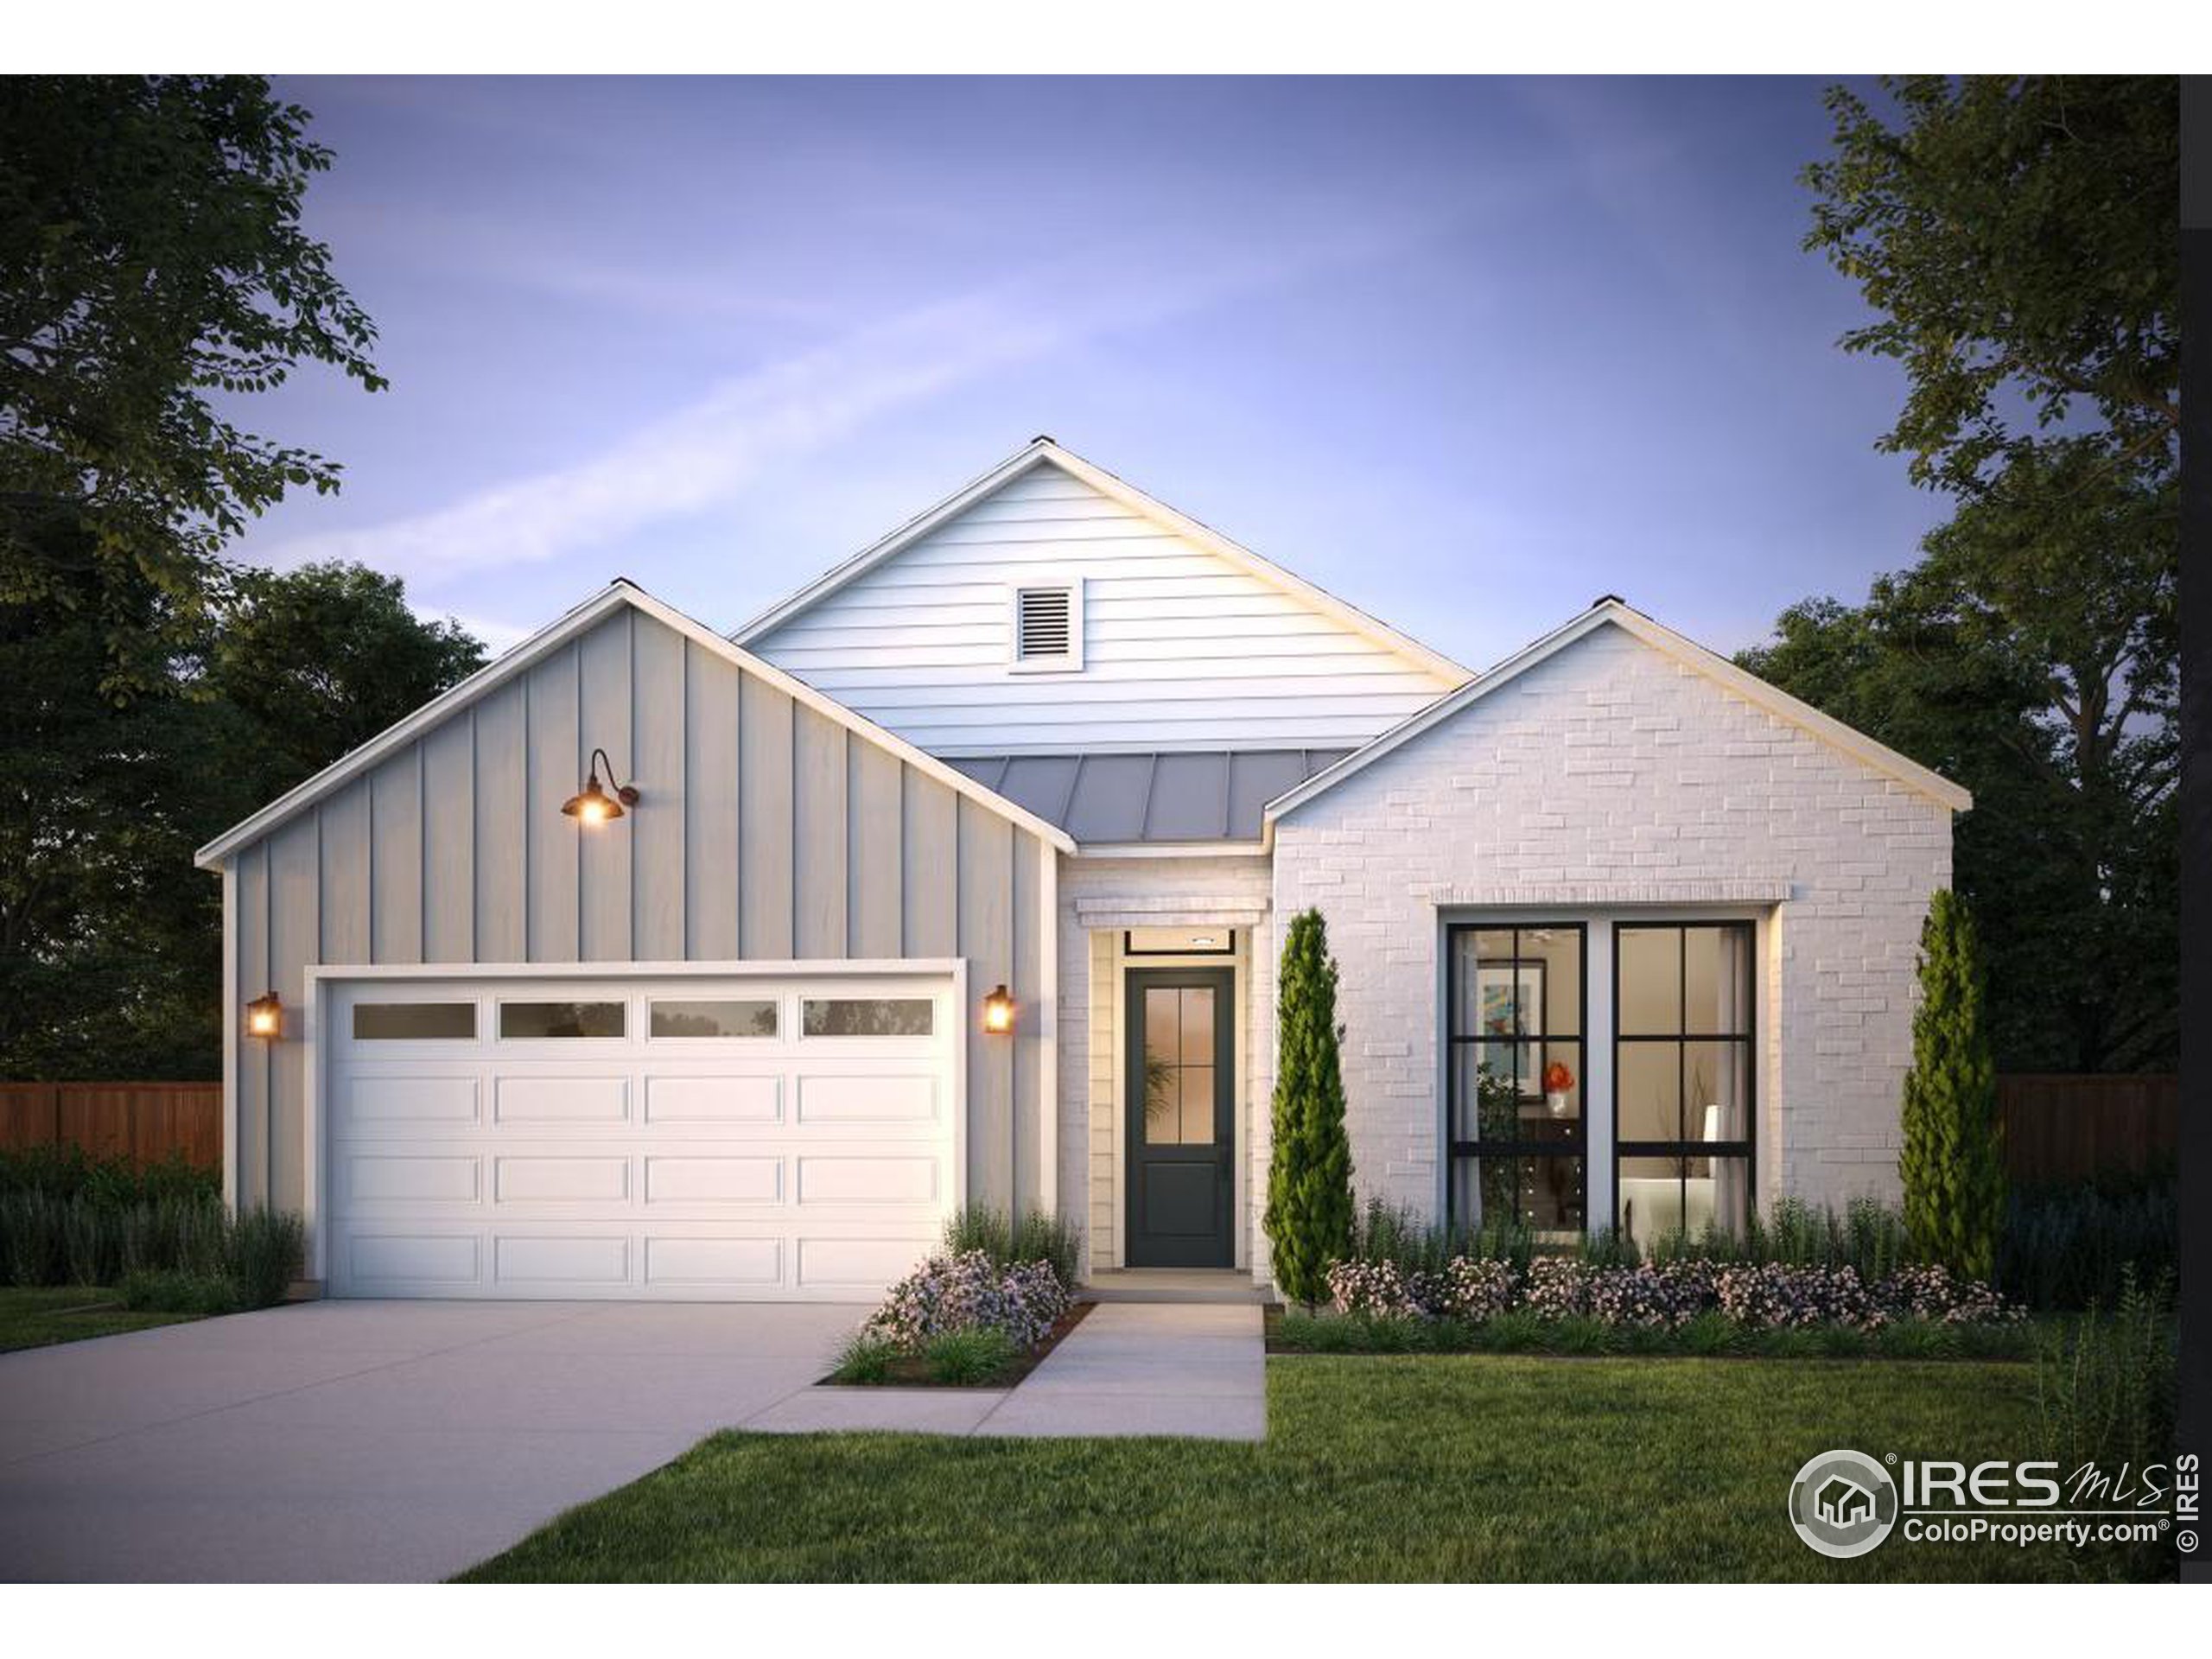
[643,1154,784,1205]
[493,1075,631,1123]
[797,1235,941,1290]
[643,1073,781,1124]
[494,1233,631,1287]
[796,1154,942,1206]
[346,1075,481,1126]
[346,1232,481,1287]
[493,1154,631,1205]
[795,1071,938,1125]
[327,972,956,1300]
[344,1154,481,1205]
[645,1235,783,1288]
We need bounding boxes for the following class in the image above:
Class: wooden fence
[1998,1073,2177,1187]
[0,1082,222,1171]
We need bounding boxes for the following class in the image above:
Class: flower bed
[1293,1253,2030,1358]
[830,1246,1085,1387]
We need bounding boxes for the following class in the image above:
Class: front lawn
[461,1353,2152,1582]
[0,1286,205,1353]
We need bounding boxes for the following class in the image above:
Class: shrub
[869,1249,1069,1353]
[1898,890,2005,1280]
[924,1326,1019,1385]
[226,1206,305,1308]
[1263,907,1355,1308]
[2000,1180,2177,1311]
[2037,1268,2176,1474]
[830,1330,900,1384]
[119,1269,243,1316]
[940,1203,1084,1291]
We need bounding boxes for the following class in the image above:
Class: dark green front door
[1125,967,1235,1268]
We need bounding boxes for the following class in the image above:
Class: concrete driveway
[0,1299,861,1582]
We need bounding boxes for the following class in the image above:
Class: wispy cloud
[262,211,1455,593]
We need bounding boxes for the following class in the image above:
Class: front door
[1125,967,1235,1268]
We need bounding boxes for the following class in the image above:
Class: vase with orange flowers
[1542,1058,1574,1117]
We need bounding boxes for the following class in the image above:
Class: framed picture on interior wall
[1474,958,1546,1100]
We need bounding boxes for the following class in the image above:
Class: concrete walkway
[0,1300,860,1582]
[743,1300,1267,1441]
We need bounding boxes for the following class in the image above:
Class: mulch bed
[823,1299,1096,1389]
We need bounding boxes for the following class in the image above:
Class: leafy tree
[210,563,487,805]
[1803,75,2177,498]
[1263,908,1355,1308]
[1749,77,2179,1072]
[0,78,427,1080]
[0,561,485,1080]
[1,75,385,693]
[1899,891,2005,1281]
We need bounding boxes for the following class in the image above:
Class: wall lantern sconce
[982,984,1015,1034]
[245,992,283,1040]
[562,748,640,825]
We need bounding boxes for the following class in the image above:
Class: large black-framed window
[1446,923,1586,1236]
[1613,921,1755,1250]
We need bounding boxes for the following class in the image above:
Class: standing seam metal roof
[944,749,1354,844]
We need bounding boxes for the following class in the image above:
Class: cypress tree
[1898,888,2006,1281]
[1263,907,1356,1308]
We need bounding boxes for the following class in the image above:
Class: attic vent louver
[1012,581,1082,671]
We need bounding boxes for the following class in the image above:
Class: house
[194,438,1967,1300]
[1816,1478,1875,1528]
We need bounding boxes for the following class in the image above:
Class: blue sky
[239,75,1942,666]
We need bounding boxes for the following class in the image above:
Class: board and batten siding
[219,605,1054,1228]
[748,463,1464,753]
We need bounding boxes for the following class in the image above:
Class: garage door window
[353,1002,477,1040]
[650,998,779,1039]
[499,1001,626,1039]
[802,997,934,1037]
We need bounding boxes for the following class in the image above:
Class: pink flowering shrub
[1713,1262,1884,1330]
[1881,1263,2028,1325]
[1327,1255,1522,1321]
[1433,1256,1519,1321]
[1586,1261,1718,1330]
[1322,1251,2021,1332]
[868,1249,1070,1352]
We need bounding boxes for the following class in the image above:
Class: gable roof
[194,580,1077,871]
[731,435,1472,685]
[1262,597,1974,833]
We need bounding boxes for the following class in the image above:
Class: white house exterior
[196,438,1967,1299]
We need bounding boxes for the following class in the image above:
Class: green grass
[0,1285,205,1353]
[1270,1309,2042,1362]
[461,1353,2151,1582]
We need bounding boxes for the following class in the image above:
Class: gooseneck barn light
[562,748,640,825]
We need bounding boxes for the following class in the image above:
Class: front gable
[738,441,1468,755]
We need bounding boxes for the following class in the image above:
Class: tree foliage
[0,75,385,693]
[0,560,485,1079]
[0,78,473,1079]
[1804,75,2177,497]
[211,563,487,806]
[1747,77,2178,1072]
[1899,892,2005,1281]
[1263,908,1356,1308]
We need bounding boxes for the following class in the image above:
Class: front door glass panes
[1143,985,1217,1146]
[1447,923,1584,1235]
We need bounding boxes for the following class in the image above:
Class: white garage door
[323,972,958,1301]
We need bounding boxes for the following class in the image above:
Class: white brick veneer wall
[1269,621,1953,1223]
